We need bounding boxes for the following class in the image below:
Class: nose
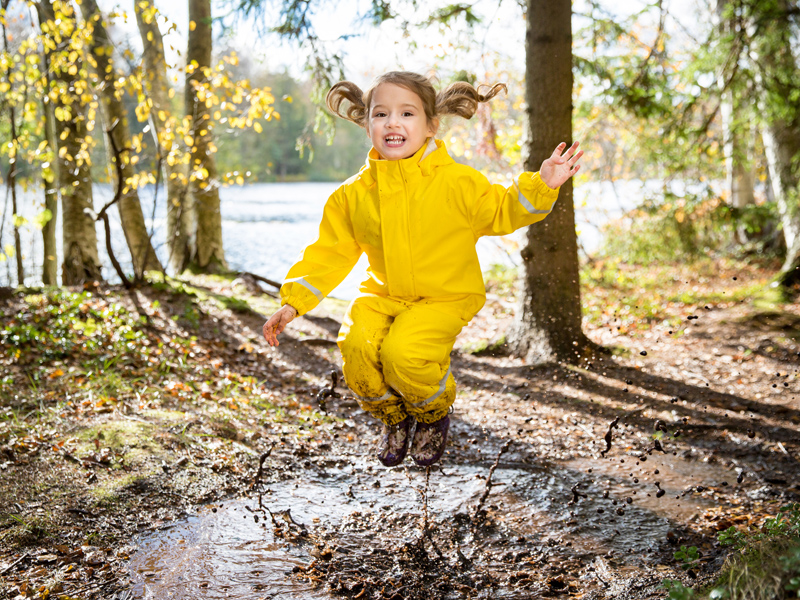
[387,113,400,127]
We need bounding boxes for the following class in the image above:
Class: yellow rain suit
[280,139,560,425]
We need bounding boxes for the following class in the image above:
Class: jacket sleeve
[469,170,560,237]
[280,187,362,316]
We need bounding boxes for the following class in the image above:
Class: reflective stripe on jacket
[280,138,560,318]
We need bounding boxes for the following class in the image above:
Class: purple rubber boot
[377,416,413,467]
[410,415,450,467]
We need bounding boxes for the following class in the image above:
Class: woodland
[1,0,800,599]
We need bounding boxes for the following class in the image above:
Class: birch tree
[185,0,226,272]
[36,0,102,285]
[750,0,800,291]
[134,0,191,274]
[80,0,163,279]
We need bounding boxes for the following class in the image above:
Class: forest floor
[1,256,799,600]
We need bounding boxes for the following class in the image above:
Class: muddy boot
[377,416,413,467]
[410,415,450,467]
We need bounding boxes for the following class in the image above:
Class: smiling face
[366,83,438,160]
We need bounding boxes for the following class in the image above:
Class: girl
[263,71,582,468]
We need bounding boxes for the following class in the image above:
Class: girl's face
[366,83,437,160]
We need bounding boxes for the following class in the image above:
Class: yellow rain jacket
[281,138,559,320]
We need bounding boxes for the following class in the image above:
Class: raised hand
[262,304,298,347]
[539,141,583,190]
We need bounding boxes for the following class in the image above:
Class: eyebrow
[371,103,419,110]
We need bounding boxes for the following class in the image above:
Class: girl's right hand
[262,305,298,347]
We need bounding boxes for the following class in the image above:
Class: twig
[63,576,118,597]
[90,119,131,288]
[0,553,28,575]
[473,440,511,525]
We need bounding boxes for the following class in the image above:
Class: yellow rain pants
[278,138,561,425]
[337,294,467,425]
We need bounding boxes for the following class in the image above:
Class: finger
[552,142,567,158]
[567,149,584,166]
[563,141,580,158]
[263,320,278,344]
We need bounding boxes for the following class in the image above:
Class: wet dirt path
[127,418,765,600]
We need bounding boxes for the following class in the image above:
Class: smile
[384,136,406,147]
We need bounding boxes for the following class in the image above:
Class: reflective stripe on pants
[337,295,466,425]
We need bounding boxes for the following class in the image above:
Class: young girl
[263,71,582,468]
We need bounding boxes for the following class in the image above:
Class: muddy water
[129,453,735,598]
[128,501,332,599]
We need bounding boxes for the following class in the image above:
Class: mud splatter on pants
[337,295,467,426]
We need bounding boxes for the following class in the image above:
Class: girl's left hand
[539,141,583,190]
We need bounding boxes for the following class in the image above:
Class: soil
[1,262,799,600]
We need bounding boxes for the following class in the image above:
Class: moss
[91,472,153,506]
[75,419,170,467]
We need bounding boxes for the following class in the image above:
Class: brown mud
[1,262,799,599]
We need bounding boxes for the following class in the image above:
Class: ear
[427,118,439,137]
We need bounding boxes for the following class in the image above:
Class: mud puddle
[128,452,736,598]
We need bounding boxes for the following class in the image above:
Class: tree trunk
[36,1,102,285]
[715,0,756,246]
[80,0,163,279]
[1,1,24,286]
[41,87,59,286]
[750,0,800,291]
[134,0,192,275]
[185,0,226,272]
[506,0,593,364]
[762,122,800,286]
[37,5,59,286]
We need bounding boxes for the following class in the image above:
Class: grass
[665,504,800,600]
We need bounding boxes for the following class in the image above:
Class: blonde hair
[326,71,506,131]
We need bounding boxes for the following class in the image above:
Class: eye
[373,111,386,118]
[402,111,414,117]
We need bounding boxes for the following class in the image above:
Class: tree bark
[36,1,102,286]
[1,0,24,286]
[80,0,163,279]
[41,84,59,286]
[36,2,59,285]
[750,0,800,290]
[185,0,227,272]
[506,0,593,364]
[134,0,192,275]
[715,0,756,245]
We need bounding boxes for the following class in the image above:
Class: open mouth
[384,135,406,147]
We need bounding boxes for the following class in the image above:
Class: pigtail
[326,81,368,128]
[435,81,508,120]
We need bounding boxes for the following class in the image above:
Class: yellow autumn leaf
[189,20,196,31]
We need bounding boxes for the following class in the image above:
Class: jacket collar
[360,138,454,185]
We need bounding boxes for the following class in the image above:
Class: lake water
[1,180,648,296]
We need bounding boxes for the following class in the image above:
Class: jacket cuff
[281,296,314,316]
[530,171,560,194]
